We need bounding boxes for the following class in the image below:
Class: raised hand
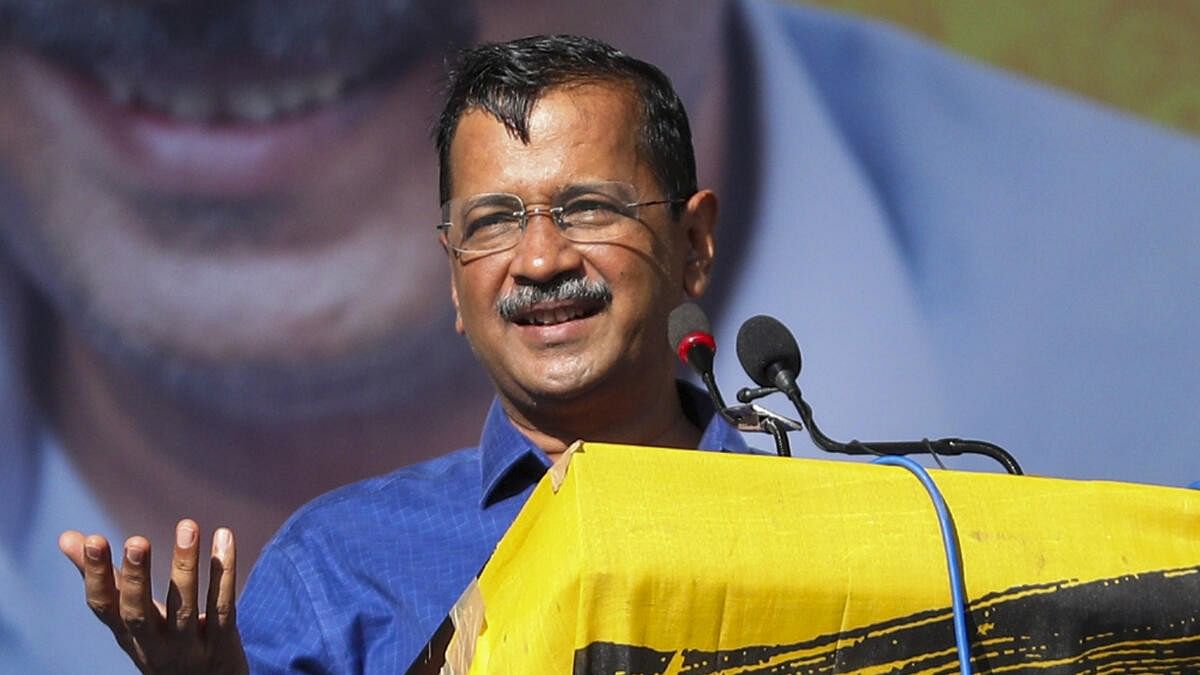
[59,520,249,675]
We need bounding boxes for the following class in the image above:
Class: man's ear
[681,189,718,298]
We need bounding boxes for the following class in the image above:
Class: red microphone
[668,302,716,378]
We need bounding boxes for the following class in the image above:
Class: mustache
[495,276,613,321]
[0,0,475,78]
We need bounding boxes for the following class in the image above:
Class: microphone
[736,315,802,400]
[668,302,717,381]
[734,314,1023,475]
[668,302,730,415]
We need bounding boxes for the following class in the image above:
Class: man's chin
[506,365,615,408]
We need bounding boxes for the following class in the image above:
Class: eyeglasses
[437,181,685,258]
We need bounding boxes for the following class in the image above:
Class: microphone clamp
[721,403,804,457]
[722,403,804,434]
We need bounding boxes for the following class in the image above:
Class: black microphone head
[667,302,711,350]
[736,314,801,388]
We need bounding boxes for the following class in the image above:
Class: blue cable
[873,455,973,675]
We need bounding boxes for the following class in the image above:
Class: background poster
[0,2,1196,671]
[807,0,1199,137]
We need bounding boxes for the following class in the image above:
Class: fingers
[166,519,201,635]
[58,530,86,575]
[62,523,245,671]
[73,534,123,629]
[119,536,165,647]
[204,528,240,648]
[68,533,153,664]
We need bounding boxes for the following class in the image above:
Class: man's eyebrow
[556,182,631,202]
[461,192,521,210]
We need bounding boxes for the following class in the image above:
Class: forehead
[447,82,649,199]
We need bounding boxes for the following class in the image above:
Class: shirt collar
[478,380,747,507]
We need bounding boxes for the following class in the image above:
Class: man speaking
[61,35,749,673]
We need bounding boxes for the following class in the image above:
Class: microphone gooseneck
[734,314,1023,475]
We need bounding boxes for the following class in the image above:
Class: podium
[437,443,1200,673]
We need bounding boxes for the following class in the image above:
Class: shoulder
[239,447,492,672]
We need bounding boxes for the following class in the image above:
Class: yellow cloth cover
[439,443,1200,674]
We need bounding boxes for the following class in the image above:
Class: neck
[501,374,702,461]
[49,323,494,584]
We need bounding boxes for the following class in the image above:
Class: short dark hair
[435,34,697,216]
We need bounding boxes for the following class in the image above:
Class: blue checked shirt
[238,384,748,674]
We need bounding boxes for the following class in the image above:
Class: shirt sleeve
[239,542,340,675]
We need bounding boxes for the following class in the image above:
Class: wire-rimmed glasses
[437,181,685,259]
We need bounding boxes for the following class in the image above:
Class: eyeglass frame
[436,182,688,260]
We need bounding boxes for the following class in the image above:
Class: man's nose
[508,211,584,282]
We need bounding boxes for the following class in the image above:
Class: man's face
[0,0,474,418]
[446,83,715,408]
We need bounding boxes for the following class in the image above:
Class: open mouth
[93,68,350,125]
[3,42,432,200]
[0,0,476,199]
[42,47,412,128]
[4,0,475,130]
[511,300,607,327]
[55,40,430,127]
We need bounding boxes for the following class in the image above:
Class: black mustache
[0,0,475,78]
[495,277,613,321]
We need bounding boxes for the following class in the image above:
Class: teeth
[168,86,217,121]
[95,71,351,124]
[227,86,278,122]
[520,306,589,325]
[274,80,309,114]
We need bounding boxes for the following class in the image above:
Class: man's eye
[463,212,520,238]
[561,199,624,224]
